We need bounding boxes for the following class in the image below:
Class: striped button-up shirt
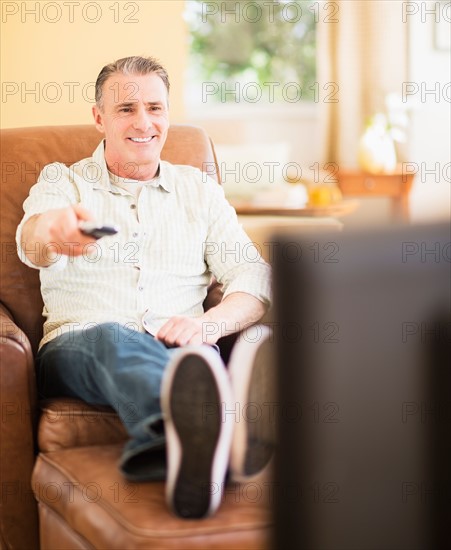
[16,140,272,348]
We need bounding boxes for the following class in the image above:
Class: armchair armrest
[203,277,224,312]
[0,303,39,549]
[202,279,239,363]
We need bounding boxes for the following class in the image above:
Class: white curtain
[317,0,408,166]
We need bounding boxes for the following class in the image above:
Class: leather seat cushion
[39,398,128,452]
[32,444,271,549]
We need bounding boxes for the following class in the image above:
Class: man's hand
[22,205,97,267]
[155,316,218,347]
[155,292,268,348]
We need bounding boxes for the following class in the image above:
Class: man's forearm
[201,291,268,339]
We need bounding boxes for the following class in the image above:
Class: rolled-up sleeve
[204,181,272,306]
[16,163,77,270]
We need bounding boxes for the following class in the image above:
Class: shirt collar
[91,140,173,193]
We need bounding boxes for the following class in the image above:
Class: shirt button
[138,286,144,291]
[130,204,136,210]
[132,232,139,238]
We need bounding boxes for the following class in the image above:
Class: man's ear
[92,105,105,133]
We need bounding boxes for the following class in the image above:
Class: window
[185,0,317,105]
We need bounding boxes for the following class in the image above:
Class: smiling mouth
[128,136,155,143]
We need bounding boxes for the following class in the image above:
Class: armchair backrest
[0,124,220,353]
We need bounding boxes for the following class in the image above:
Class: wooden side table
[337,170,415,222]
[230,199,359,218]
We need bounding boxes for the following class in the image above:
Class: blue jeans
[36,322,182,481]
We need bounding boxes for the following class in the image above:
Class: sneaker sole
[161,347,233,518]
[228,325,275,482]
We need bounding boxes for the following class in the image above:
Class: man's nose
[132,107,151,131]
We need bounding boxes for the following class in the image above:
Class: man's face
[92,72,169,180]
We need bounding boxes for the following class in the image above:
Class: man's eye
[150,106,161,111]
[120,108,132,113]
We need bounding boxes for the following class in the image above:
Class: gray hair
[95,56,170,110]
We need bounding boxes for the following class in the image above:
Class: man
[16,56,273,519]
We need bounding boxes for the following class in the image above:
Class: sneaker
[161,346,234,519]
[228,325,276,482]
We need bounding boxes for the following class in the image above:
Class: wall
[407,1,451,222]
[0,0,187,128]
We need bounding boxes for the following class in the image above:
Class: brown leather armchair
[0,125,271,549]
